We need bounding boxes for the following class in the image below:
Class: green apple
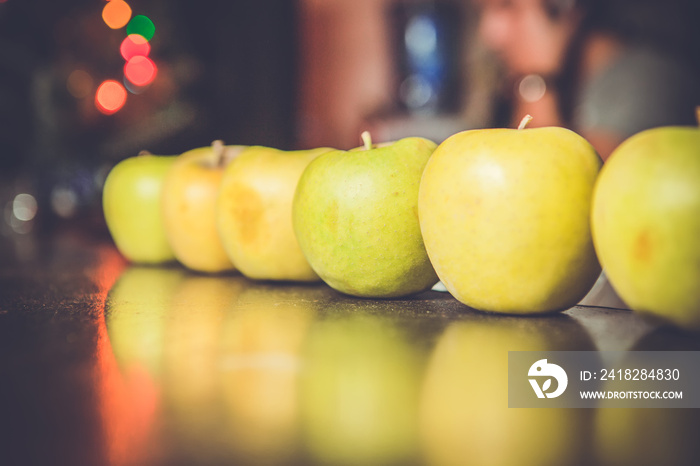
[591,123,700,331]
[217,146,333,282]
[162,141,244,273]
[418,116,602,313]
[292,132,438,298]
[102,152,176,264]
[420,317,593,466]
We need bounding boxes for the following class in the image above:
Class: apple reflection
[103,265,187,465]
[218,282,322,465]
[161,273,249,463]
[300,312,425,466]
[420,315,595,466]
[105,268,325,465]
[593,327,700,466]
[105,265,639,466]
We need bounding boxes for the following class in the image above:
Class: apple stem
[517,114,533,130]
[361,131,373,151]
[137,150,152,156]
[696,106,700,127]
[211,140,226,167]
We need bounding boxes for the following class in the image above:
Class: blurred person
[474,0,700,160]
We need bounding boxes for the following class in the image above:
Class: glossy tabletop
[1,228,699,466]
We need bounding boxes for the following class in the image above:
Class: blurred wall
[295,0,700,149]
[296,0,498,149]
[297,0,395,150]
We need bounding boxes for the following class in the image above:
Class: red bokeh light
[120,34,150,61]
[95,80,127,114]
[124,56,157,87]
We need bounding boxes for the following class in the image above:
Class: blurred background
[0,0,699,242]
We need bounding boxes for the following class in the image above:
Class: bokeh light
[13,193,38,222]
[4,193,38,234]
[120,34,151,61]
[124,56,157,87]
[98,3,158,109]
[51,187,78,218]
[518,74,547,103]
[126,15,155,41]
[95,80,127,115]
[66,69,94,99]
[102,0,132,30]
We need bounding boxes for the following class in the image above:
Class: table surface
[1,228,699,466]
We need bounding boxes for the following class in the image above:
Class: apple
[102,152,176,264]
[217,146,333,282]
[420,316,593,466]
[591,121,700,331]
[418,115,602,313]
[292,132,439,298]
[161,141,244,273]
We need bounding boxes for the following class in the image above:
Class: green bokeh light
[126,15,155,42]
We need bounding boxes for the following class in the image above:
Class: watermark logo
[510,352,699,408]
[528,359,568,399]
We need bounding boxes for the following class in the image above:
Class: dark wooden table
[1,228,699,466]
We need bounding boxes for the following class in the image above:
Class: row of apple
[102,115,700,331]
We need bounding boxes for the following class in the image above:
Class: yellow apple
[161,141,244,273]
[102,152,176,264]
[591,123,700,331]
[419,116,602,313]
[217,146,333,281]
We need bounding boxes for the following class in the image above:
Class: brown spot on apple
[231,185,263,246]
[633,229,653,263]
